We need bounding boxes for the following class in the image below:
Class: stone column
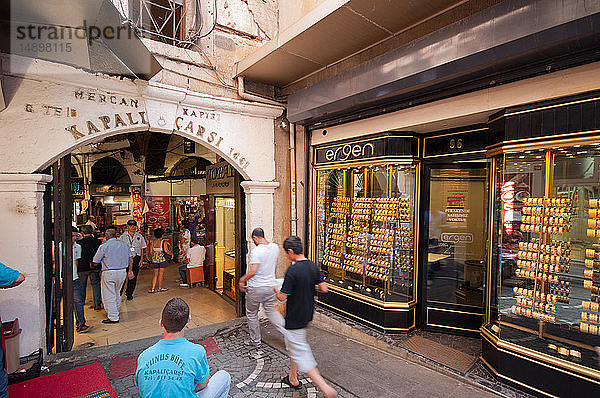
[0,174,52,357]
[240,180,280,266]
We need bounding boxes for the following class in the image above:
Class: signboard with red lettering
[131,186,143,225]
[145,196,170,230]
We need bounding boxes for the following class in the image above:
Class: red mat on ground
[8,362,117,398]
[193,337,221,355]
[109,356,138,380]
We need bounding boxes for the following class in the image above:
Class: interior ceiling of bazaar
[71,132,217,182]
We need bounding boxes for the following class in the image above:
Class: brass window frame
[311,157,421,307]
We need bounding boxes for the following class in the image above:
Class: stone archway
[0,65,284,355]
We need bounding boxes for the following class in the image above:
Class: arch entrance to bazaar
[44,130,249,352]
[0,72,282,355]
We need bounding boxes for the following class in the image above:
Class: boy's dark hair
[153,228,165,238]
[161,298,190,333]
[283,236,303,255]
[251,228,264,238]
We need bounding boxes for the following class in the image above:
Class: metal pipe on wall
[236,76,284,107]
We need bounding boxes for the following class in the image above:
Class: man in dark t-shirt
[78,225,102,310]
[274,236,337,398]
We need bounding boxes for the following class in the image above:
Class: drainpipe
[289,123,297,236]
[236,76,284,107]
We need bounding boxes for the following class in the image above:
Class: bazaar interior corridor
[72,263,237,350]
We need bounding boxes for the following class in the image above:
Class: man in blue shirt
[135,298,230,398]
[92,226,134,323]
[0,263,25,398]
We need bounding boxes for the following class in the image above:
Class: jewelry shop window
[316,163,417,303]
[487,143,600,371]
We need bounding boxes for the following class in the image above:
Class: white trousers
[245,286,286,344]
[101,269,127,321]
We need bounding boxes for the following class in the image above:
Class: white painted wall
[0,56,283,182]
[0,175,52,357]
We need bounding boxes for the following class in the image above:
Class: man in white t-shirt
[239,227,285,348]
[179,237,206,287]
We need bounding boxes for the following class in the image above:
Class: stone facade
[0,0,308,356]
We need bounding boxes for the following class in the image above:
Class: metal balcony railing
[112,0,216,47]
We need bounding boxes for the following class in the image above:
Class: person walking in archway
[119,220,147,301]
[148,228,172,293]
[78,225,102,310]
[92,226,134,324]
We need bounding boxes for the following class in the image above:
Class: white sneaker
[179,283,189,287]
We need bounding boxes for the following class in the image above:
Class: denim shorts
[151,261,169,269]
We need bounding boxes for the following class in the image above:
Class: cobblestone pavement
[44,318,356,398]
[42,316,508,397]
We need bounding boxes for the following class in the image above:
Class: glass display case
[486,142,600,374]
[315,162,417,303]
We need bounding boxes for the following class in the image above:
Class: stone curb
[311,312,506,397]
[45,317,248,364]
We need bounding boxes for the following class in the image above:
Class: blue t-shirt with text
[135,338,209,398]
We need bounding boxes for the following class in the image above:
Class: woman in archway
[149,228,172,293]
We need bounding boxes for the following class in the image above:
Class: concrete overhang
[235,0,465,87]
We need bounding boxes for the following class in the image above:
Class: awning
[235,0,464,87]
[1,0,162,80]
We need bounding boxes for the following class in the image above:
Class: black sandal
[281,375,302,390]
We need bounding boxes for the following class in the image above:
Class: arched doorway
[45,131,249,352]
[0,75,283,357]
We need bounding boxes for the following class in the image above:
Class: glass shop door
[422,164,489,335]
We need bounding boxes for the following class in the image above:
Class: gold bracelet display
[513,197,573,324]
[581,198,600,334]
[323,196,350,274]
[322,195,414,292]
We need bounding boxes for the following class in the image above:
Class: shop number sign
[449,138,463,149]
[424,128,488,158]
